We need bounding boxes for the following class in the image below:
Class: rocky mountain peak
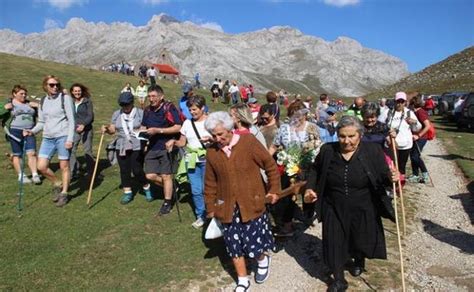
[0,14,409,96]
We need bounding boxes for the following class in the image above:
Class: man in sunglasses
[25,75,75,207]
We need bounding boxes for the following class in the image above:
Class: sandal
[255,255,271,284]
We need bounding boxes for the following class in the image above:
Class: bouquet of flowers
[276,141,319,178]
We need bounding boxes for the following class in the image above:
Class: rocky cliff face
[0,14,408,96]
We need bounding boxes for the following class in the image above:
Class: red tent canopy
[153,64,179,75]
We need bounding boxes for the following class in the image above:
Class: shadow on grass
[428,154,474,161]
[201,223,235,281]
[449,181,474,224]
[421,219,474,254]
[68,158,111,201]
[88,186,119,210]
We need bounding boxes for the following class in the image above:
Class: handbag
[205,218,224,239]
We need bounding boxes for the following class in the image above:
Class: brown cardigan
[204,134,281,223]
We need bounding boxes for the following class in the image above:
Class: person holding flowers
[269,100,323,236]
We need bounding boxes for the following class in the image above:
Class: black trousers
[116,150,148,189]
[397,149,411,175]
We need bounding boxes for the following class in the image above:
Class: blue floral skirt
[222,205,274,258]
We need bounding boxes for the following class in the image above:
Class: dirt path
[189,139,474,291]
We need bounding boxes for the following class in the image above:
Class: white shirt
[180,119,211,162]
[229,85,239,94]
[147,68,156,77]
[386,108,421,150]
[378,105,390,123]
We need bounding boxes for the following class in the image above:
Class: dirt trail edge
[186,139,474,291]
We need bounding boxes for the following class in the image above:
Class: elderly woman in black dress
[304,115,399,292]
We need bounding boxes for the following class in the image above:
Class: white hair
[205,111,234,132]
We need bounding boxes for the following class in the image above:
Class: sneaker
[32,174,42,185]
[19,175,32,184]
[158,201,173,216]
[255,255,271,284]
[55,193,69,207]
[421,172,430,184]
[407,174,420,183]
[191,218,205,229]
[52,186,62,202]
[120,192,134,205]
[144,187,153,202]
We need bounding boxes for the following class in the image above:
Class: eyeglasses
[48,83,60,88]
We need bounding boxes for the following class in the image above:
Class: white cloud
[44,0,88,10]
[322,0,359,7]
[142,0,168,5]
[199,22,224,33]
[44,18,63,31]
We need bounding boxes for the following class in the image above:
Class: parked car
[457,92,474,130]
[438,91,470,118]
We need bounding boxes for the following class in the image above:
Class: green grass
[0,53,234,290]
[431,116,474,180]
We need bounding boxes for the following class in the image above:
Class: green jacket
[176,146,207,184]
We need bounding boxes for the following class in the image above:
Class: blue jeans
[187,162,206,219]
[410,139,428,175]
[38,136,70,160]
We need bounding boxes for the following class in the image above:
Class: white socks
[257,255,269,275]
[236,276,249,291]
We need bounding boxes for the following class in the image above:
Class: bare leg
[26,152,38,174]
[146,173,163,186]
[37,158,59,185]
[161,174,173,200]
[12,156,21,175]
[59,160,70,193]
[232,257,248,277]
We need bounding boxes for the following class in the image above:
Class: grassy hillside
[0,53,232,290]
[366,46,474,99]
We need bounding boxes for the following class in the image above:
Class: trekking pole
[173,179,182,222]
[390,161,406,292]
[414,141,435,187]
[390,137,407,236]
[17,142,27,212]
[87,132,105,205]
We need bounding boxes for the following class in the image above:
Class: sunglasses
[48,83,60,88]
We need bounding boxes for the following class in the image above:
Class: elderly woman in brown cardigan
[204,111,281,292]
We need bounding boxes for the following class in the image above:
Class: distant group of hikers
[2,74,436,291]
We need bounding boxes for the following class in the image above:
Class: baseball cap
[118,92,134,106]
[182,83,193,93]
[395,92,407,101]
[248,97,258,104]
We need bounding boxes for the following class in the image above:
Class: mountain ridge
[0,13,408,96]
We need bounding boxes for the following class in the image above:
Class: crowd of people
[3,74,438,291]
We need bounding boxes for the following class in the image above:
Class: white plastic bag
[205,218,224,239]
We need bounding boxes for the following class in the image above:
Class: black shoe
[328,279,348,292]
[158,201,172,216]
[348,265,364,277]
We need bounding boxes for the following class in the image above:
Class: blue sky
[0,0,473,72]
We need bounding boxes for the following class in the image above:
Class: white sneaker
[32,174,42,185]
[191,218,205,229]
[19,175,32,184]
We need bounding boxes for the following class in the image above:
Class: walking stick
[87,132,105,205]
[391,161,406,292]
[173,179,182,222]
[390,137,407,236]
[17,142,27,212]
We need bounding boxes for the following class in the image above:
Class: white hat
[395,92,407,101]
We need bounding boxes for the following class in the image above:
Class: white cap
[395,92,407,101]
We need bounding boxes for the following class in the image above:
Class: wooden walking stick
[87,131,105,205]
[390,136,407,236]
[391,161,406,292]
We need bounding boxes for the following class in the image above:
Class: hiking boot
[52,186,62,202]
[144,187,154,202]
[32,174,42,185]
[55,193,69,207]
[120,192,134,205]
[407,174,420,183]
[191,218,205,229]
[421,172,430,184]
[158,200,173,216]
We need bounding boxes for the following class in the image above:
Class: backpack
[162,101,186,125]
